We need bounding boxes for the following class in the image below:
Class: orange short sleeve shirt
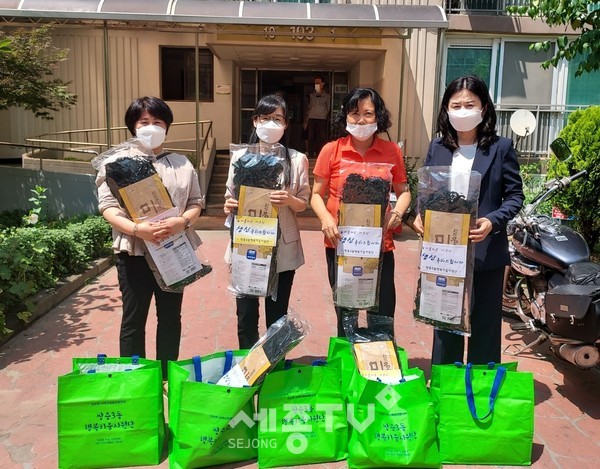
[313,134,407,251]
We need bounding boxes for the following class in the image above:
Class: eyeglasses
[257,115,286,126]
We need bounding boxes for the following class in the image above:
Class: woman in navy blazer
[413,76,524,364]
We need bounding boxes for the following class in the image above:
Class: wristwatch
[182,216,191,230]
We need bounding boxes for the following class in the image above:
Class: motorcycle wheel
[502,270,531,319]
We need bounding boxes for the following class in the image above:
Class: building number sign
[263,26,336,41]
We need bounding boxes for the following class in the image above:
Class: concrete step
[210,173,229,183]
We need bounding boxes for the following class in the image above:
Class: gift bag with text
[227,143,286,299]
[346,368,441,468]
[257,361,347,468]
[167,350,259,469]
[414,166,481,334]
[57,355,165,469]
[334,159,393,311]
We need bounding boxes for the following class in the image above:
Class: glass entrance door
[238,70,348,152]
[240,69,259,144]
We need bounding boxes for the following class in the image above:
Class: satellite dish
[510,110,537,137]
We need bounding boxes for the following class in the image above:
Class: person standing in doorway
[304,75,331,158]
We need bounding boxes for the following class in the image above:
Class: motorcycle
[502,138,600,369]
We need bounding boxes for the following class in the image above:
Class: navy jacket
[424,136,524,271]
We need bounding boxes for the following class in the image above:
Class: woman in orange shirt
[311,88,411,338]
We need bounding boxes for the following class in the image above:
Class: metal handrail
[444,0,529,16]
[0,140,99,172]
[23,120,214,169]
[0,141,99,155]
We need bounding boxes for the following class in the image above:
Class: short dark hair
[437,75,497,151]
[124,96,174,136]
[333,87,391,138]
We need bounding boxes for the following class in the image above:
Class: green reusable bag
[327,336,409,399]
[431,362,534,465]
[429,361,518,414]
[168,350,259,469]
[57,354,165,469]
[347,367,441,468]
[257,361,347,468]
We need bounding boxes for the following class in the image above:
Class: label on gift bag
[353,341,403,384]
[217,345,271,387]
[335,202,383,309]
[143,207,205,286]
[119,174,174,222]
[423,210,470,246]
[230,185,279,297]
[418,273,465,325]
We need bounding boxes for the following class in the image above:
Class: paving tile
[535,416,600,459]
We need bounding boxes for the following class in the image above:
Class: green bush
[519,163,552,215]
[0,214,112,335]
[0,209,27,228]
[547,106,600,253]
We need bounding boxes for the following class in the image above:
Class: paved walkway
[1,218,599,468]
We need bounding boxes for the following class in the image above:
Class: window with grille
[160,47,214,101]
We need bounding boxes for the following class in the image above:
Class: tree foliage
[0,25,77,119]
[509,1,600,76]
[546,106,600,251]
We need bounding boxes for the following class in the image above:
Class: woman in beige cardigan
[224,94,310,348]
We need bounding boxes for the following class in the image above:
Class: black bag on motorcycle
[565,262,600,286]
[545,284,600,343]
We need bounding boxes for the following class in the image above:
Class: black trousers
[326,248,396,338]
[236,270,296,349]
[431,267,504,365]
[116,253,183,380]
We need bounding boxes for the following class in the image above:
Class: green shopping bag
[168,350,259,469]
[257,360,347,468]
[57,354,165,469]
[347,367,441,468]
[431,362,534,465]
[429,361,518,415]
[327,337,409,399]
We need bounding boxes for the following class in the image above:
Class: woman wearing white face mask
[224,94,310,348]
[413,75,524,366]
[96,96,204,380]
[311,87,412,338]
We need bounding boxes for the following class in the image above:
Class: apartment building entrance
[239,70,349,151]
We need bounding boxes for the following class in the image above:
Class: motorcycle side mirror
[549,138,572,162]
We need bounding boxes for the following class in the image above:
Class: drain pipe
[103,21,112,149]
[195,31,201,169]
[397,30,407,148]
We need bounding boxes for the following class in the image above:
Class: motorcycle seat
[565,262,600,286]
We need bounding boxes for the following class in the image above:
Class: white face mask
[255,121,285,144]
[448,108,483,132]
[136,124,166,149]
[346,122,378,141]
